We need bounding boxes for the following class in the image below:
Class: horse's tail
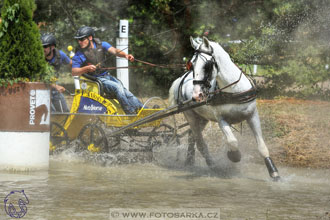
[168,77,181,107]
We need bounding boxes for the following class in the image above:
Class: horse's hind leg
[184,111,215,168]
[218,119,241,163]
[247,109,280,181]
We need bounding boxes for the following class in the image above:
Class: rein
[90,45,185,71]
[98,59,184,70]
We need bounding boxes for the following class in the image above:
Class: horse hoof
[271,172,281,182]
[227,150,241,163]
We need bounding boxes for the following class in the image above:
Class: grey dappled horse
[169,37,280,180]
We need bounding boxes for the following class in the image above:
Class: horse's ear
[202,36,210,48]
[190,36,199,50]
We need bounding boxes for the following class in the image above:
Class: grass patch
[258,98,330,168]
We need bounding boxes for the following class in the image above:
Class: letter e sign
[121,25,126,33]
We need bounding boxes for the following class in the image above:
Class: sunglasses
[43,45,50,48]
[77,37,88,42]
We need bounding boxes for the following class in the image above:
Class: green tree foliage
[125,0,329,96]
[0,0,50,86]
[125,0,193,88]
[243,0,330,97]
[34,0,126,48]
[6,0,330,97]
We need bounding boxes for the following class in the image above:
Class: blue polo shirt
[47,50,71,65]
[72,41,112,76]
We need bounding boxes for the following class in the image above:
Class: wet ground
[0,142,329,220]
[1,98,329,220]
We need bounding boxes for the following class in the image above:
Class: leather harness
[183,48,257,106]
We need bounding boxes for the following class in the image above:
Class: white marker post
[253,64,258,75]
[116,20,129,90]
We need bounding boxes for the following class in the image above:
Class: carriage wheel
[148,123,177,148]
[103,126,121,152]
[50,122,69,153]
[78,123,109,153]
[142,97,178,148]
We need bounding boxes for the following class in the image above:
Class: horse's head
[188,36,218,102]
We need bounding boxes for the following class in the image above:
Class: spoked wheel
[142,96,178,149]
[50,122,69,153]
[78,123,109,153]
[103,126,121,152]
[148,123,178,148]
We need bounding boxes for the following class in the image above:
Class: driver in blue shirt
[71,26,143,114]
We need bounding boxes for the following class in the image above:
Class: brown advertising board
[0,83,51,132]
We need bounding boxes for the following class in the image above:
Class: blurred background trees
[1,0,329,98]
[0,0,50,86]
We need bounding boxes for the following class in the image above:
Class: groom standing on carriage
[71,26,144,114]
[41,33,71,113]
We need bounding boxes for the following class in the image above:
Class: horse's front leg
[217,118,242,163]
[247,109,280,181]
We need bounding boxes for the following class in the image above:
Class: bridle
[182,41,257,105]
[186,45,249,99]
[187,47,218,89]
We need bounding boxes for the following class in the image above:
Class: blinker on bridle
[188,47,218,88]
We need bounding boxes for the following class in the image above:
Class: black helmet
[41,33,56,46]
[74,26,95,39]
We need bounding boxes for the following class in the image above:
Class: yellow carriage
[50,75,177,153]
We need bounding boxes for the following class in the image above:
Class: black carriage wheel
[78,123,109,153]
[50,122,69,153]
[148,123,177,148]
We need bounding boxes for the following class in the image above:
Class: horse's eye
[186,61,192,71]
